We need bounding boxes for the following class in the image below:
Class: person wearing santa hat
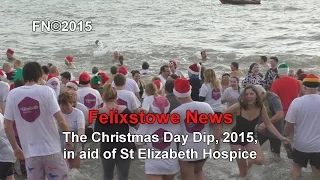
[170,78,220,180]
[6,49,15,62]
[77,72,103,110]
[112,66,141,99]
[64,56,76,69]
[136,96,181,180]
[187,63,202,101]
[66,80,79,91]
[77,72,103,133]
[152,80,164,96]
[168,59,184,78]
[46,76,61,98]
[97,72,109,86]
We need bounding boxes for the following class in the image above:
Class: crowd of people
[0,48,319,180]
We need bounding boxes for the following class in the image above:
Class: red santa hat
[97,72,109,84]
[188,63,201,75]
[173,78,191,98]
[65,56,74,63]
[118,66,128,76]
[7,49,14,56]
[169,59,178,68]
[150,96,170,114]
[152,80,163,90]
[0,70,7,80]
[66,80,78,90]
[47,74,57,81]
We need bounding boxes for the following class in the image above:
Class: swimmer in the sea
[200,50,210,61]
[64,56,76,69]
[118,55,124,66]
[113,51,119,62]
[6,49,15,62]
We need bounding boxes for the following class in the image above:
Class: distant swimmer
[118,55,124,66]
[64,56,76,69]
[140,62,152,75]
[6,49,15,62]
[200,50,210,61]
[95,40,103,48]
[113,51,120,62]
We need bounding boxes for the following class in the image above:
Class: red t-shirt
[270,76,300,116]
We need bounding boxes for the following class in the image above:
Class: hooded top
[46,77,61,98]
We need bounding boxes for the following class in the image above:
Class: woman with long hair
[223,85,289,177]
[199,69,223,148]
[136,96,180,180]
[94,84,139,180]
[58,91,85,169]
[222,76,242,108]
[242,63,266,88]
[141,82,161,113]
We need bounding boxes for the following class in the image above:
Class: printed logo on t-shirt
[84,93,97,109]
[185,119,205,133]
[18,97,40,122]
[212,89,221,100]
[117,98,128,106]
[152,128,171,150]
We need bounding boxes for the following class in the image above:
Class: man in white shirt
[113,74,141,137]
[4,62,72,180]
[112,66,140,99]
[0,71,9,113]
[284,74,320,179]
[158,65,170,86]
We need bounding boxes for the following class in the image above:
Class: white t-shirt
[112,78,140,94]
[158,74,167,86]
[140,69,152,76]
[199,83,223,112]
[0,81,10,102]
[76,102,89,123]
[117,89,141,134]
[77,87,103,110]
[60,108,85,152]
[136,122,181,175]
[141,95,155,112]
[171,101,214,161]
[221,87,241,107]
[4,85,61,158]
[116,90,141,112]
[285,94,320,152]
[0,113,15,162]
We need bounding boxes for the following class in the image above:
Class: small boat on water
[220,0,261,5]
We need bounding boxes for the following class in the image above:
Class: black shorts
[257,132,281,154]
[186,158,207,164]
[292,148,320,169]
[0,162,14,180]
